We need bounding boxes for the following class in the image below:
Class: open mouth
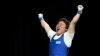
[56,28,60,31]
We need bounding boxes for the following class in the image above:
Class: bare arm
[68,5,84,33]
[38,13,52,33]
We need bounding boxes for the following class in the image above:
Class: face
[56,21,67,35]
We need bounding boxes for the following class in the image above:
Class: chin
[56,32,62,35]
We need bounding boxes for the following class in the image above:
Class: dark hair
[58,18,70,29]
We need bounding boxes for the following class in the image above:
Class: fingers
[38,13,44,20]
[77,5,84,11]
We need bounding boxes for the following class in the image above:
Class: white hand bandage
[38,13,43,20]
[78,5,84,11]
[77,5,84,14]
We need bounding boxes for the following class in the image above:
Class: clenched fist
[78,5,84,11]
[38,13,44,20]
[77,5,84,14]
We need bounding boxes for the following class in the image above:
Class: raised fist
[77,5,84,11]
[38,13,43,19]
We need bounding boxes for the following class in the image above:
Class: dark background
[2,0,98,56]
